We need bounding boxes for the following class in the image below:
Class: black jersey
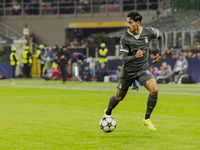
[119,26,164,78]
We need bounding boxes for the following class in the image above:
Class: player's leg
[105,77,132,116]
[138,72,157,131]
[105,89,127,115]
[144,78,158,119]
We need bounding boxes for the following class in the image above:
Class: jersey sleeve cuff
[120,49,129,53]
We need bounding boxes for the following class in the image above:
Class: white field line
[0,84,200,96]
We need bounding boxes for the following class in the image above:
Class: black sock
[145,94,157,119]
[106,95,119,115]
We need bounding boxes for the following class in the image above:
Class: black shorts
[117,69,154,91]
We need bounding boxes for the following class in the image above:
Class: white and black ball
[99,116,117,133]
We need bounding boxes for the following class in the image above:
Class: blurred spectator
[58,0,74,14]
[116,64,122,82]
[76,0,83,13]
[44,47,55,74]
[98,43,108,68]
[71,52,84,82]
[149,46,158,59]
[59,0,68,14]
[10,48,19,79]
[26,0,39,15]
[36,45,45,78]
[172,52,179,59]
[70,38,79,47]
[11,0,21,15]
[150,65,160,80]
[45,56,61,80]
[157,62,173,83]
[192,45,200,55]
[76,0,89,13]
[99,0,121,13]
[131,80,139,91]
[152,10,161,20]
[187,51,196,58]
[173,52,188,84]
[113,0,121,12]
[81,56,91,81]
[58,46,71,83]
[22,46,32,78]
[96,63,108,82]
[163,47,172,59]
[80,38,87,47]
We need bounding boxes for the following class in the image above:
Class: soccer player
[104,10,163,131]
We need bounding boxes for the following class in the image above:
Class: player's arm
[120,50,143,64]
[151,28,164,63]
[120,37,143,63]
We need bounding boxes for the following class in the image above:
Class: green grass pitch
[0,79,200,150]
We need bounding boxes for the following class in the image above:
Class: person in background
[96,63,108,82]
[11,0,21,15]
[131,80,139,91]
[98,43,108,68]
[156,62,173,83]
[150,65,160,80]
[45,56,61,80]
[44,46,55,75]
[173,52,188,84]
[116,64,122,82]
[10,47,19,79]
[163,47,172,59]
[22,46,32,78]
[36,44,45,78]
[58,46,71,84]
[71,52,84,82]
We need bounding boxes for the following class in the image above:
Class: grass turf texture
[0,79,200,150]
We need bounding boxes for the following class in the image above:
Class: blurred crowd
[10,42,111,83]
[10,43,200,84]
[149,45,200,60]
[35,44,93,83]
[150,51,197,84]
[0,0,160,15]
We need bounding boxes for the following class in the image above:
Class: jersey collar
[127,27,143,39]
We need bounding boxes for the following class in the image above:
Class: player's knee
[150,87,159,97]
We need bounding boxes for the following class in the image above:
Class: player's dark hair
[127,10,143,23]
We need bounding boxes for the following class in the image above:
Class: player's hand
[152,54,162,63]
[136,50,143,58]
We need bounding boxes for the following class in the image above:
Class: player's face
[127,17,140,35]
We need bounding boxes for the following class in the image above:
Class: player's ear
[136,21,140,25]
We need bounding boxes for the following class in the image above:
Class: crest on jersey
[118,83,122,90]
[145,37,148,43]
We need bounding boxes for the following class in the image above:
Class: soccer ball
[99,116,117,133]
